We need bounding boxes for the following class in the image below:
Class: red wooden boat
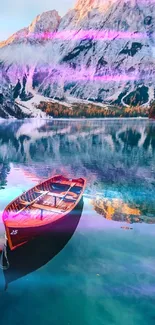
[2,175,86,251]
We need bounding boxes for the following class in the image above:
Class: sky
[0,0,75,41]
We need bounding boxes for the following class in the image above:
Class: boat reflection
[92,198,155,224]
[2,199,84,289]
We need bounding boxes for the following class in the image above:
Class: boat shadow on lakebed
[2,199,84,289]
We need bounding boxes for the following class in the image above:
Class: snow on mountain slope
[0,0,155,118]
[37,0,155,105]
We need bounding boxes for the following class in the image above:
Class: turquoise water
[0,118,155,325]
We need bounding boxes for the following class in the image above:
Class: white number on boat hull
[10,230,18,235]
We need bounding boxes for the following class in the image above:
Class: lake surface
[0,118,155,325]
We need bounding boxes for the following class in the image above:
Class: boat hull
[5,198,84,251]
[3,175,86,250]
[3,199,84,288]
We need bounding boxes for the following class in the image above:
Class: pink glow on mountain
[17,30,145,41]
[7,64,139,83]
[49,74,138,82]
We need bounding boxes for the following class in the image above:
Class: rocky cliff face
[74,0,118,17]
[0,0,155,117]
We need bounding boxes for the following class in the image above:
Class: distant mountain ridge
[0,0,155,118]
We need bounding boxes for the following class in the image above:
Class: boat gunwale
[3,175,86,229]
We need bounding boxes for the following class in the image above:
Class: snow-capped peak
[74,0,118,17]
[28,10,61,34]
[0,10,61,47]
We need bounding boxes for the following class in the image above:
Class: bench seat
[34,190,64,198]
[19,200,64,214]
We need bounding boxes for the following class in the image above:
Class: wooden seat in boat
[19,200,64,214]
[34,189,64,198]
[32,204,63,213]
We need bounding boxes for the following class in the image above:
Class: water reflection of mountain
[0,120,155,159]
[0,163,10,189]
[0,119,155,216]
[93,198,155,224]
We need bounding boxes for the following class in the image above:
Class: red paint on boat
[2,175,86,251]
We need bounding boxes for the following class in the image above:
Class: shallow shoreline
[0,117,150,122]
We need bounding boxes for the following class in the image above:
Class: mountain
[0,0,155,118]
[74,0,118,17]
